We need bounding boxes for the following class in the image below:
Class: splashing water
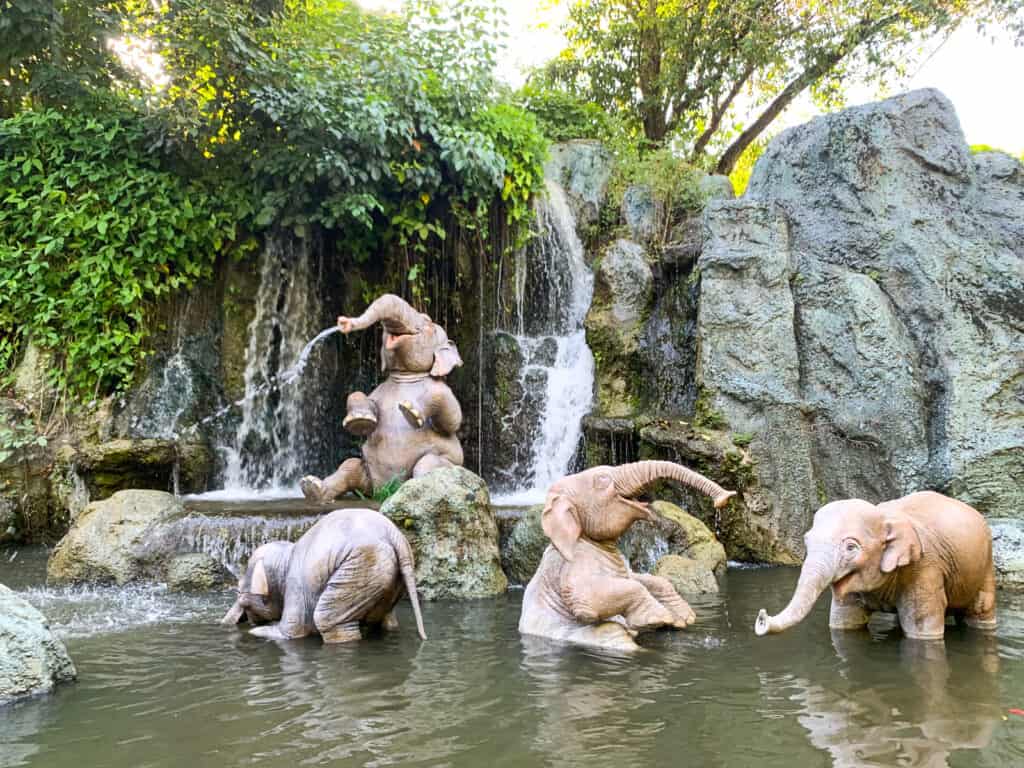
[492,180,595,504]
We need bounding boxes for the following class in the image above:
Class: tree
[543,0,1024,173]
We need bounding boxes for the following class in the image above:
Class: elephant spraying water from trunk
[754,492,997,641]
[300,293,464,501]
[519,460,736,651]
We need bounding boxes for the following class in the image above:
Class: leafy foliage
[544,0,1024,173]
[0,107,249,397]
[608,147,707,231]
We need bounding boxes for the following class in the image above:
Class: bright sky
[360,0,1024,155]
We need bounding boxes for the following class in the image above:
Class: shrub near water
[0,107,248,399]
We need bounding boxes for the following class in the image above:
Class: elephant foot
[398,401,424,428]
[343,410,378,436]
[321,622,362,643]
[300,475,325,501]
[383,611,400,632]
[965,616,998,632]
[624,601,677,633]
[663,597,696,629]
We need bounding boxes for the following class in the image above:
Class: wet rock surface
[545,140,614,227]
[379,467,507,600]
[499,504,547,585]
[0,584,76,704]
[619,500,727,577]
[653,554,720,595]
[165,553,230,591]
[692,89,1024,561]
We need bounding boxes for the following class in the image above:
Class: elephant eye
[843,539,860,554]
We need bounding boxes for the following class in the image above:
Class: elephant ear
[250,559,271,596]
[881,513,923,573]
[542,492,581,562]
[431,340,462,377]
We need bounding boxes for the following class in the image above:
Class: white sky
[360,0,1024,154]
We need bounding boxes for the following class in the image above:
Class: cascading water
[492,180,595,504]
[216,235,332,496]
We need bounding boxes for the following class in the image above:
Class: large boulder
[585,239,654,416]
[500,504,548,585]
[653,554,719,596]
[990,519,1024,589]
[697,89,1024,561]
[0,585,76,704]
[47,490,183,584]
[379,467,507,600]
[619,500,727,579]
[545,140,614,227]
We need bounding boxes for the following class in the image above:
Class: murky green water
[3,547,1024,767]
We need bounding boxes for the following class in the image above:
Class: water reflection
[787,630,1005,767]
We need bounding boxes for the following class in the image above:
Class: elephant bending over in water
[221,508,426,643]
[755,491,997,641]
[519,461,736,651]
[300,294,463,501]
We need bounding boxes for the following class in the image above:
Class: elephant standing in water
[221,508,426,643]
[519,461,736,651]
[300,293,463,501]
[755,491,997,641]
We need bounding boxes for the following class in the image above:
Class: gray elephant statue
[755,491,997,641]
[519,460,736,651]
[300,293,463,501]
[221,507,426,643]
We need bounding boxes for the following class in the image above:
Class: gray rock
[47,490,183,584]
[545,140,614,227]
[619,500,727,577]
[585,239,654,416]
[990,519,1024,589]
[0,584,75,704]
[698,89,1024,561]
[165,553,229,591]
[698,174,735,200]
[500,505,547,585]
[621,184,664,243]
[379,467,507,600]
[653,554,719,595]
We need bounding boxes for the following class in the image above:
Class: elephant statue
[300,293,463,501]
[754,491,997,641]
[519,460,736,651]
[221,507,427,643]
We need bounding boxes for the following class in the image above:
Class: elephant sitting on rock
[300,294,463,501]
[221,508,426,643]
[755,491,997,641]
[519,461,736,651]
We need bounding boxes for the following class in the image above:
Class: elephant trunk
[754,551,835,636]
[389,527,427,640]
[611,460,736,508]
[351,294,425,336]
[221,598,245,626]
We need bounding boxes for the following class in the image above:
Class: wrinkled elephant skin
[221,508,426,643]
[519,460,736,651]
[755,491,997,641]
[300,293,463,501]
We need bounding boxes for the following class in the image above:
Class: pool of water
[3,547,1024,767]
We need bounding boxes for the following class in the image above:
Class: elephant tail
[389,526,427,640]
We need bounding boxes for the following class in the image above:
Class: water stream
[492,181,595,504]
[3,548,1024,768]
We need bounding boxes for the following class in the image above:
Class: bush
[0,106,250,398]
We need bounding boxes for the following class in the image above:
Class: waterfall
[492,180,595,504]
[217,235,329,496]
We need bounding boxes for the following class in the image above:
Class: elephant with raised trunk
[221,508,427,643]
[519,461,736,651]
[754,491,997,641]
[301,293,463,501]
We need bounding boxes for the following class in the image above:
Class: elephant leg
[411,453,455,478]
[631,573,695,627]
[829,589,871,630]
[313,545,397,642]
[965,567,997,631]
[343,392,379,436]
[302,458,371,501]
[424,386,462,435]
[896,576,948,640]
[382,611,400,631]
[565,573,677,632]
